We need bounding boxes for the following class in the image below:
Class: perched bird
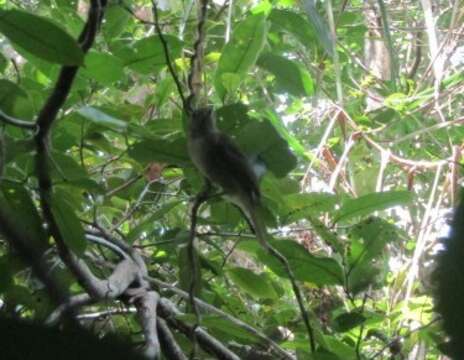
[187,107,315,352]
[187,107,264,238]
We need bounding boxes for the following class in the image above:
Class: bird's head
[189,107,217,136]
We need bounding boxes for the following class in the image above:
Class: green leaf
[283,193,337,223]
[126,201,182,243]
[269,9,315,47]
[323,337,357,360]
[128,137,190,166]
[307,215,343,254]
[0,183,48,252]
[236,119,297,178]
[227,267,277,300]
[346,217,399,293]
[0,79,29,116]
[0,10,84,66]
[264,110,310,160]
[348,217,399,266]
[103,4,130,40]
[334,191,413,223]
[301,0,334,56]
[200,315,260,342]
[215,14,267,99]
[239,240,344,286]
[333,312,366,332]
[216,103,251,134]
[82,51,124,85]
[121,35,183,75]
[51,152,87,181]
[258,53,314,96]
[50,191,86,256]
[77,106,128,131]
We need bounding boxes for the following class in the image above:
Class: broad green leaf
[301,0,334,56]
[283,193,337,223]
[227,267,278,300]
[323,337,357,360]
[346,217,399,293]
[51,154,102,193]
[0,79,28,115]
[348,217,399,267]
[103,4,130,40]
[200,315,260,343]
[121,35,183,75]
[77,106,128,131]
[334,191,413,223]
[0,10,84,66]
[214,14,267,99]
[128,137,190,166]
[210,202,241,227]
[384,93,409,111]
[347,261,381,295]
[48,3,84,38]
[50,191,86,256]
[239,240,344,286]
[219,73,241,94]
[0,183,48,252]
[333,312,366,332]
[269,9,315,46]
[216,103,251,134]
[264,110,310,159]
[258,53,314,96]
[127,201,182,243]
[236,119,297,178]
[307,215,343,254]
[50,152,87,181]
[82,51,124,85]
[128,117,183,138]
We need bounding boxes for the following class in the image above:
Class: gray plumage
[187,107,261,212]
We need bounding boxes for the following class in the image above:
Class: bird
[187,106,315,352]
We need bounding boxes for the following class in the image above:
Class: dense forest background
[0,0,463,359]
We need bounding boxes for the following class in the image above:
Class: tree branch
[159,298,241,360]
[157,317,188,360]
[0,109,36,129]
[152,0,187,108]
[34,0,108,298]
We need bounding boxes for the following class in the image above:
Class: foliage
[0,0,463,359]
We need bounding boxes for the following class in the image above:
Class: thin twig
[152,0,187,108]
[0,108,36,130]
[186,0,209,111]
[187,181,211,359]
[148,277,295,360]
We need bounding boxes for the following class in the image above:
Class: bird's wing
[208,132,261,203]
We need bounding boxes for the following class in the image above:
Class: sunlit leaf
[0,10,84,65]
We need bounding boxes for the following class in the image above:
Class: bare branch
[0,203,66,307]
[34,0,108,297]
[0,109,36,130]
[159,298,241,360]
[152,1,187,108]
[157,317,188,360]
[149,277,295,360]
[186,0,209,110]
[133,290,161,359]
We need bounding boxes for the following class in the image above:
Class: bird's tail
[244,203,316,352]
